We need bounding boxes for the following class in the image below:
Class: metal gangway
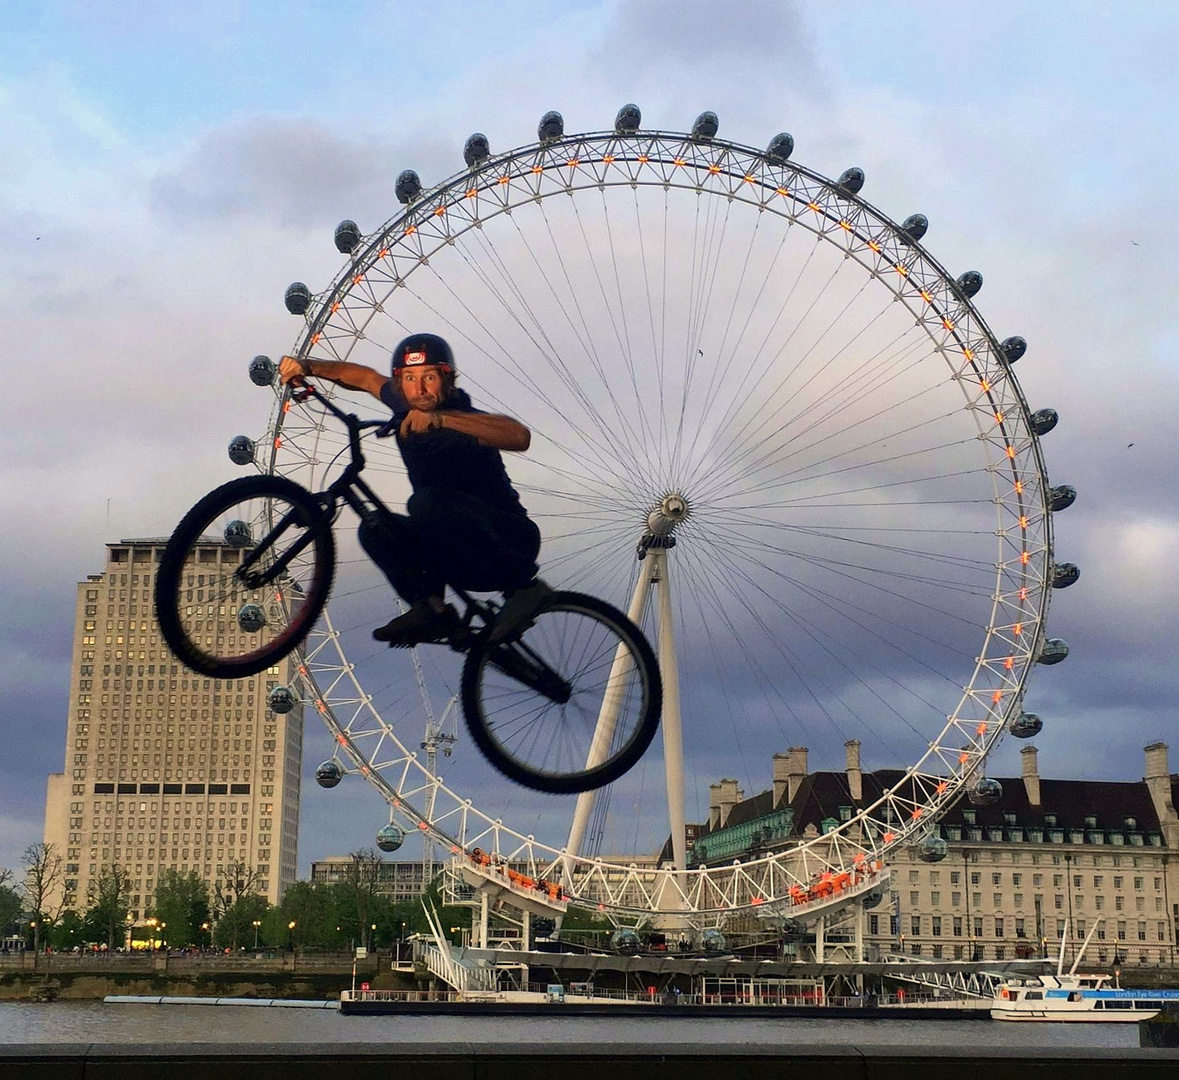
[880,953,1039,1000]
[415,901,496,993]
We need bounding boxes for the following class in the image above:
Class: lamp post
[252,920,262,950]
[288,920,297,969]
[370,923,377,952]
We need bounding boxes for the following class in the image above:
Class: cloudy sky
[2,0,1177,876]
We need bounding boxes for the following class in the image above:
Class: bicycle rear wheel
[154,474,335,679]
[460,591,662,794]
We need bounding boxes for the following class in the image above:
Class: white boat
[992,920,1179,1022]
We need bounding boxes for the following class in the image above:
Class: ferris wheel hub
[647,492,691,536]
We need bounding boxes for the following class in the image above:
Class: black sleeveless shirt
[379,383,528,517]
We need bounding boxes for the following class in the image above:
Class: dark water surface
[0,1002,1139,1048]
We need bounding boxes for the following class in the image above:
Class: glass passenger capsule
[284,282,311,315]
[692,111,719,140]
[223,519,252,548]
[765,132,794,164]
[334,219,361,254]
[376,823,405,852]
[236,604,266,632]
[315,760,344,788]
[917,835,949,862]
[1037,638,1070,665]
[1052,563,1080,589]
[537,110,564,141]
[614,104,641,134]
[228,435,255,466]
[968,777,1003,806]
[248,355,276,387]
[1030,408,1058,436]
[838,167,865,194]
[1011,711,1043,738]
[463,132,490,166]
[395,169,421,205]
[267,685,296,714]
[700,928,726,952]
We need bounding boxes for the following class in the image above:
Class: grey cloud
[603,0,818,71]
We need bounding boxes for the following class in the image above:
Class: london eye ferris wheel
[232,106,1077,928]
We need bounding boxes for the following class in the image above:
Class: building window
[932,917,942,937]
[994,918,1004,938]
[953,917,963,937]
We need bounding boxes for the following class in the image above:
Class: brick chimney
[845,739,863,802]
[709,778,743,829]
[1021,744,1041,807]
[772,747,808,806]
[1143,743,1179,846]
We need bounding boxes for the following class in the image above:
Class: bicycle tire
[460,591,662,794]
[154,474,335,679]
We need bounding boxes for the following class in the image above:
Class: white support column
[565,561,657,859]
[521,909,531,991]
[479,889,489,950]
[815,915,826,963]
[654,549,687,871]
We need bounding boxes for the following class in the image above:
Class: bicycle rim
[461,592,661,794]
[155,475,335,679]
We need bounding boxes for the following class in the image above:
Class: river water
[0,1002,1140,1048]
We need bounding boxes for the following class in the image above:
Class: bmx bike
[153,385,662,794]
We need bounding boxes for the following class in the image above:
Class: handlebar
[291,382,398,438]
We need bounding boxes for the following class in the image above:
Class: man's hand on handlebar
[279,355,311,386]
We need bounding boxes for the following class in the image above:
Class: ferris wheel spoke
[688,516,983,682]
[694,515,993,633]
[679,533,942,764]
[700,334,941,496]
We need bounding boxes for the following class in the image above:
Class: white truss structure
[245,125,1057,926]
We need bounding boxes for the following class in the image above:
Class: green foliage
[84,864,133,948]
[278,881,333,951]
[213,893,268,951]
[0,869,21,937]
[46,910,84,950]
[151,869,212,947]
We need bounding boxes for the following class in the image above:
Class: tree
[21,843,66,952]
[0,867,22,938]
[212,859,264,951]
[46,910,84,952]
[342,849,383,950]
[213,894,268,951]
[151,869,211,948]
[279,881,331,952]
[85,864,133,948]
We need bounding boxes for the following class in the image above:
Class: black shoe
[487,580,553,646]
[373,601,458,648]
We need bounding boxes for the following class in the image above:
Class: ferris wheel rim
[256,125,1056,919]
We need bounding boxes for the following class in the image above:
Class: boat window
[1026,991,1043,1000]
[1093,1000,1103,1009]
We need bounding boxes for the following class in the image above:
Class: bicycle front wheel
[154,474,335,679]
[460,591,662,794]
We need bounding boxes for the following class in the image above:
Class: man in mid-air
[279,333,549,647]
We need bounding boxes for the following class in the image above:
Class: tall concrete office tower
[43,538,302,921]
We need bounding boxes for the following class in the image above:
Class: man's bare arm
[279,356,388,400]
[403,408,531,451]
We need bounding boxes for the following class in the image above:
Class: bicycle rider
[278,334,551,648]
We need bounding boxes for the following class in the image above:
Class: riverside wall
[2,1042,1178,1080]
[0,954,417,1001]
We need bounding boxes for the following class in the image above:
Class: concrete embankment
[2,1042,1178,1080]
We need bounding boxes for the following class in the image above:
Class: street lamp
[252,920,262,949]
